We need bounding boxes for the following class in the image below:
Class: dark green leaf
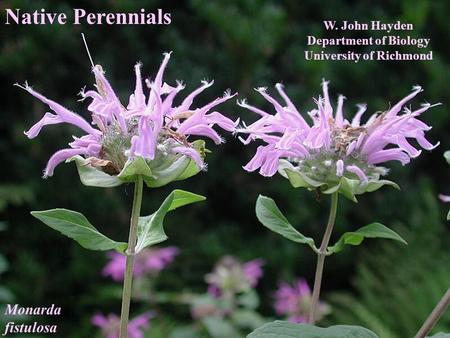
[135,190,205,252]
[247,321,379,338]
[31,209,127,252]
[255,195,316,250]
[0,255,8,274]
[328,222,407,254]
[444,151,450,165]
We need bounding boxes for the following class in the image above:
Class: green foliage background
[0,0,449,337]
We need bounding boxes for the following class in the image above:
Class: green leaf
[0,254,8,274]
[169,325,199,338]
[135,190,205,252]
[328,222,407,254]
[237,289,260,310]
[444,150,450,165]
[247,321,379,338]
[31,209,127,252]
[230,310,266,330]
[146,140,206,188]
[145,156,191,188]
[339,177,359,202]
[285,169,323,189]
[0,286,14,303]
[67,156,122,188]
[118,156,153,183]
[255,195,316,250]
[322,182,341,194]
[447,209,450,221]
[202,317,240,338]
[174,140,206,182]
[365,179,400,193]
[427,333,450,338]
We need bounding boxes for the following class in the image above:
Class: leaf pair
[31,190,205,254]
[255,195,406,254]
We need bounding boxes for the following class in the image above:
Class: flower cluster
[188,255,265,321]
[91,312,152,338]
[102,246,179,281]
[238,81,439,199]
[205,256,265,297]
[18,52,237,185]
[273,278,329,323]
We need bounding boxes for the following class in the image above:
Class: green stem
[308,192,339,324]
[414,286,450,338]
[119,176,144,338]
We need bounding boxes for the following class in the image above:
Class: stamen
[81,33,95,68]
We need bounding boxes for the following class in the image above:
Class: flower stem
[119,176,144,338]
[414,286,450,338]
[308,191,338,324]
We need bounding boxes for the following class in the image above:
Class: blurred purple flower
[91,312,152,338]
[273,278,329,323]
[206,256,264,297]
[18,52,237,177]
[243,258,265,287]
[439,194,450,203]
[238,80,439,183]
[102,246,179,281]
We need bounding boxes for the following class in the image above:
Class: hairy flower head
[18,53,237,186]
[238,80,439,200]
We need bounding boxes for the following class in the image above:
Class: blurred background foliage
[0,0,449,337]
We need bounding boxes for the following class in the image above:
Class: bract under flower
[19,53,237,187]
[238,81,439,201]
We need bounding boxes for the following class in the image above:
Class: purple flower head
[238,81,439,199]
[273,278,329,323]
[439,194,450,203]
[18,53,237,183]
[205,256,264,296]
[91,311,153,338]
[242,258,265,287]
[102,246,179,281]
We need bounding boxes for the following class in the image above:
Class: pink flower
[439,194,450,203]
[18,53,237,177]
[238,81,439,186]
[205,256,265,296]
[91,312,152,338]
[242,258,265,287]
[102,246,179,281]
[273,278,328,323]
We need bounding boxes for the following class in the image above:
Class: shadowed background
[0,0,449,337]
